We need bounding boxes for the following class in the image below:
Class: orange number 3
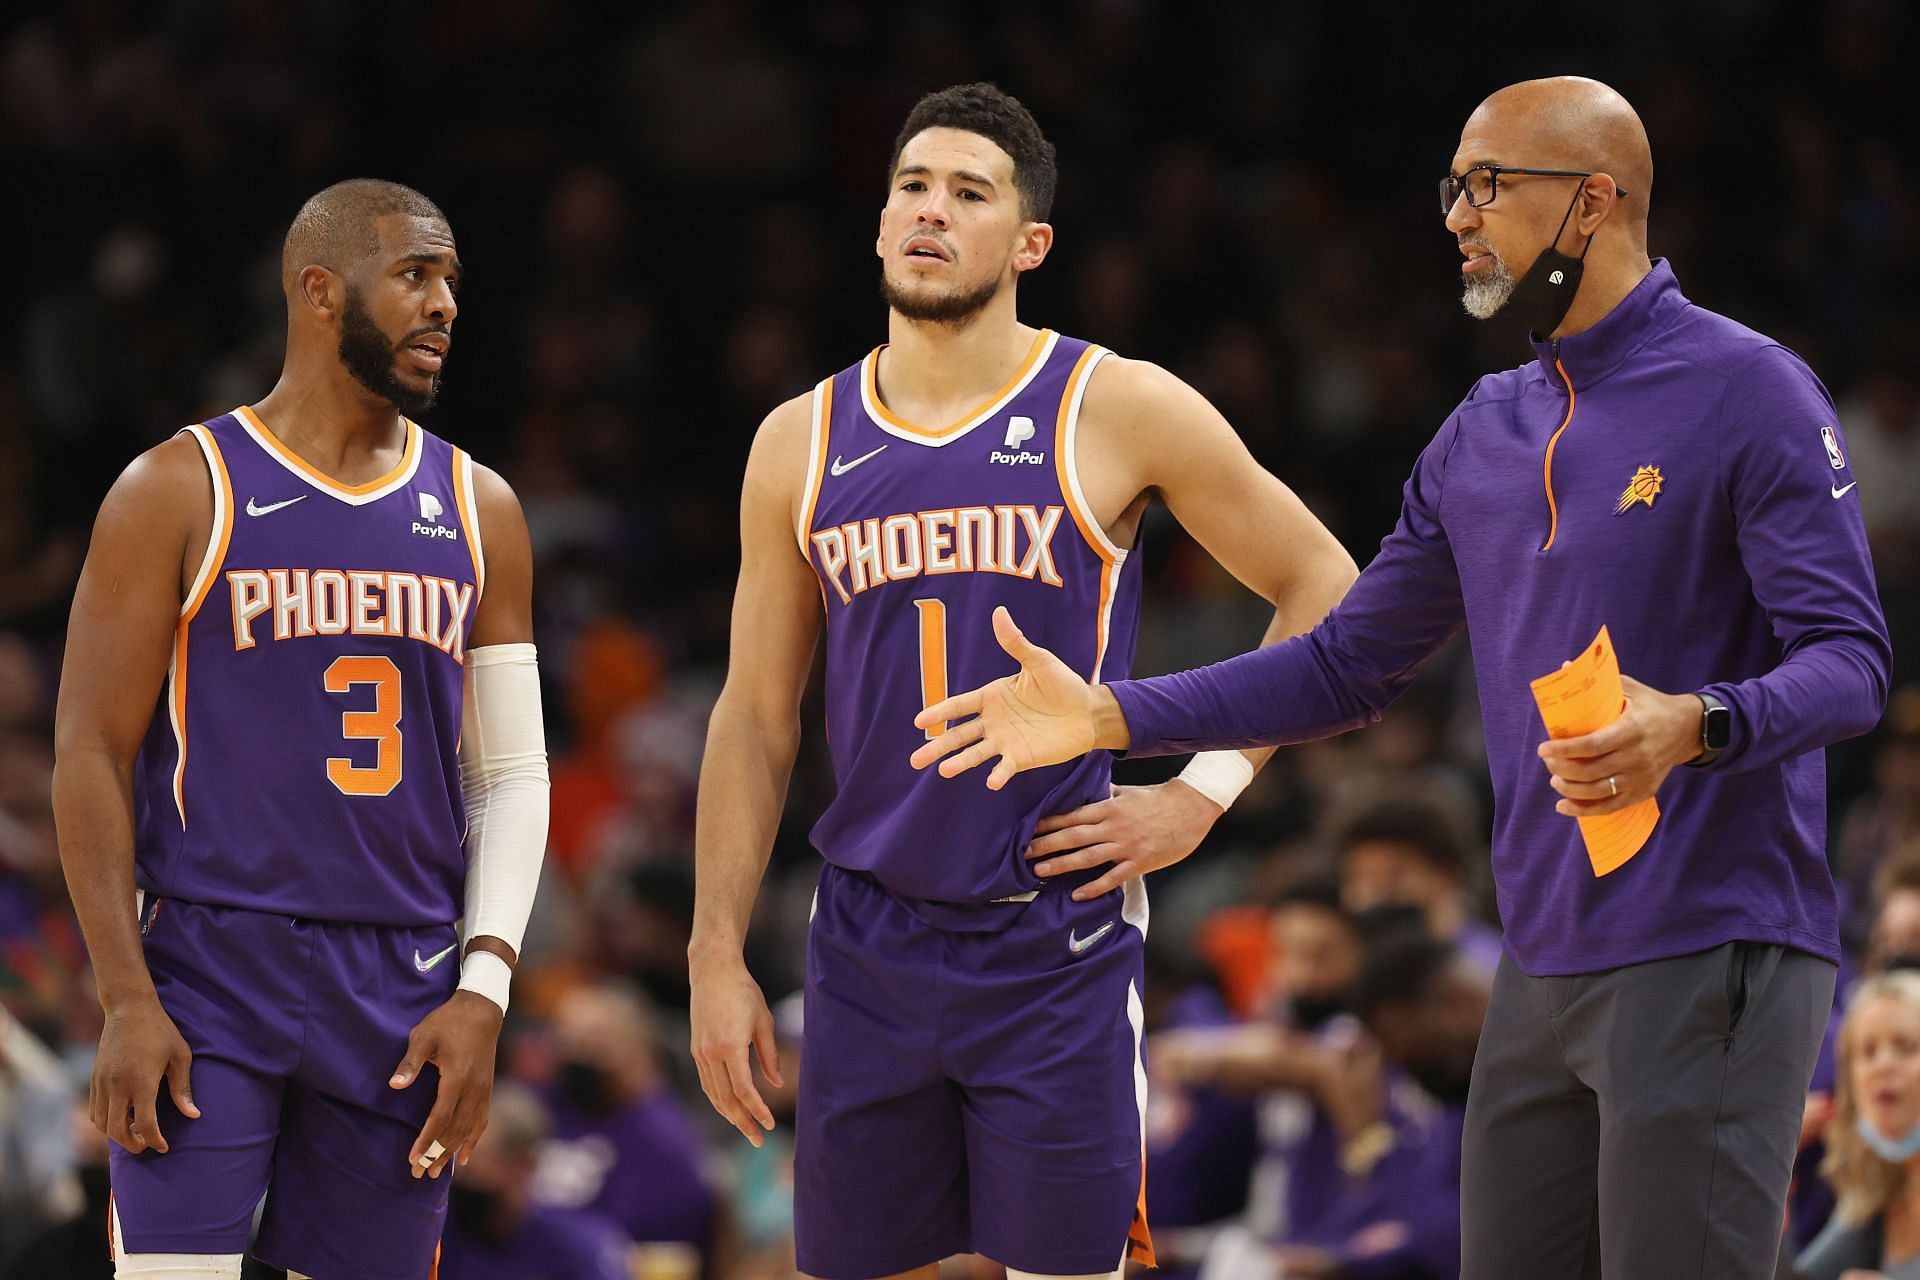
[324,656,403,796]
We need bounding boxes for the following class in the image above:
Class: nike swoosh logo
[1832,482,1858,499]
[1068,921,1116,955]
[414,943,458,973]
[830,445,888,477]
[246,495,309,517]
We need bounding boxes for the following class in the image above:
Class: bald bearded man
[910,78,1890,1277]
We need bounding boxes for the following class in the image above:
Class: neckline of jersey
[235,404,422,504]
[860,328,1057,444]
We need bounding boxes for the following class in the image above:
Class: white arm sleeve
[458,642,549,959]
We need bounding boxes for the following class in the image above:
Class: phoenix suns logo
[1615,464,1664,514]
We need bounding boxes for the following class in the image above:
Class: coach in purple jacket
[914,76,1891,1279]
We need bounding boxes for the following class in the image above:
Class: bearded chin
[879,268,1003,327]
[1460,254,1518,321]
[337,287,439,417]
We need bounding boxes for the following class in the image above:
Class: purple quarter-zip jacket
[1110,261,1889,974]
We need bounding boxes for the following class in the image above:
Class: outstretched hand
[910,607,1099,788]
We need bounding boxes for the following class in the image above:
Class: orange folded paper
[1529,625,1660,876]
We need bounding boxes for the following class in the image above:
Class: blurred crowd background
[1,1,1916,1277]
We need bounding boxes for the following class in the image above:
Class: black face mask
[447,1183,514,1244]
[1288,993,1349,1032]
[556,1058,620,1115]
[1501,185,1596,337]
[1407,1057,1475,1103]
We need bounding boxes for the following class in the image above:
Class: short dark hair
[1337,798,1470,878]
[1270,869,1350,919]
[888,83,1057,222]
[282,178,446,296]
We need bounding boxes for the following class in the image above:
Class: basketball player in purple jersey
[52,180,550,1280]
[690,84,1358,1280]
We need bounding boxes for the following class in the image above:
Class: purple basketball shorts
[108,896,459,1279]
[794,863,1153,1279]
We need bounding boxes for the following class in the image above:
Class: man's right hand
[688,953,784,1148]
[911,606,1103,788]
[91,995,199,1154]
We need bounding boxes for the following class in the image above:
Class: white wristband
[1177,751,1257,810]
[458,949,513,1016]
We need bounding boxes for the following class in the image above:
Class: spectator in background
[0,1007,82,1264]
[1796,972,1920,1279]
[1151,875,1365,1097]
[1867,852,1920,977]
[438,1082,632,1280]
[533,981,715,1265]
[1269,872,1367,1033]
[1838,687,1920,938]
[3,1095,111,1280]
[1333,794,1502,977]
[1142,874,1363,1276]
[1263,933,1481,1280]
[1837,343,1920,593]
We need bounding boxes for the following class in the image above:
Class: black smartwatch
[1687,692,1730,767]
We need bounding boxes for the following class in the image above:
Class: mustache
[901,230,957,257]
[400,324,452,351]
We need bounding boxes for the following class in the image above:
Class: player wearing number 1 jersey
[53,180,549,1280]
[690,85,1358,1280]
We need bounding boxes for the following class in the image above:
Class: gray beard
[1460,252,1517,320]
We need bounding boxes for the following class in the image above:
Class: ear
[1577,173,1620,235]
[1011,221,1054,275]
[298,265,342,323]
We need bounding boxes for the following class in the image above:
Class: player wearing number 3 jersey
[689,85,1357,1280]
[53,181,549,1280]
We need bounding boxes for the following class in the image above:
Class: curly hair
[1822,970,1920,1225]
[887,83,1058,222]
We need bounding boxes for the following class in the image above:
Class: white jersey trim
[176,425,232,620]
[858,330,1060,448]
[234,405,424,506]
[1060,350,1127,564]
[456,449,486,599]
[797,379,830,551]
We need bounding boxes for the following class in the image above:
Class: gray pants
[1460,942,1834,1279]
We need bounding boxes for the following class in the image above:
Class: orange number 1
[915,598,948,739]
[324,655,404,796]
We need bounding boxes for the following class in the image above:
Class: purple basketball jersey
[133,406,482,926]
[801,330,1144,909]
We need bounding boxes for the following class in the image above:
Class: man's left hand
[1537,673,1701,817]
[1026,780,1225,901]
[390,989,503,1179]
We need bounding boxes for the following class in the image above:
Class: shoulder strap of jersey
[795,376,835,553]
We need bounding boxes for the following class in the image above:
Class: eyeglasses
[1440,164,1626,216]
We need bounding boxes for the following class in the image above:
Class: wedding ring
[1608,776,1619,797]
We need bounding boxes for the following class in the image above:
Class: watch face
[1704,704,1731,751]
